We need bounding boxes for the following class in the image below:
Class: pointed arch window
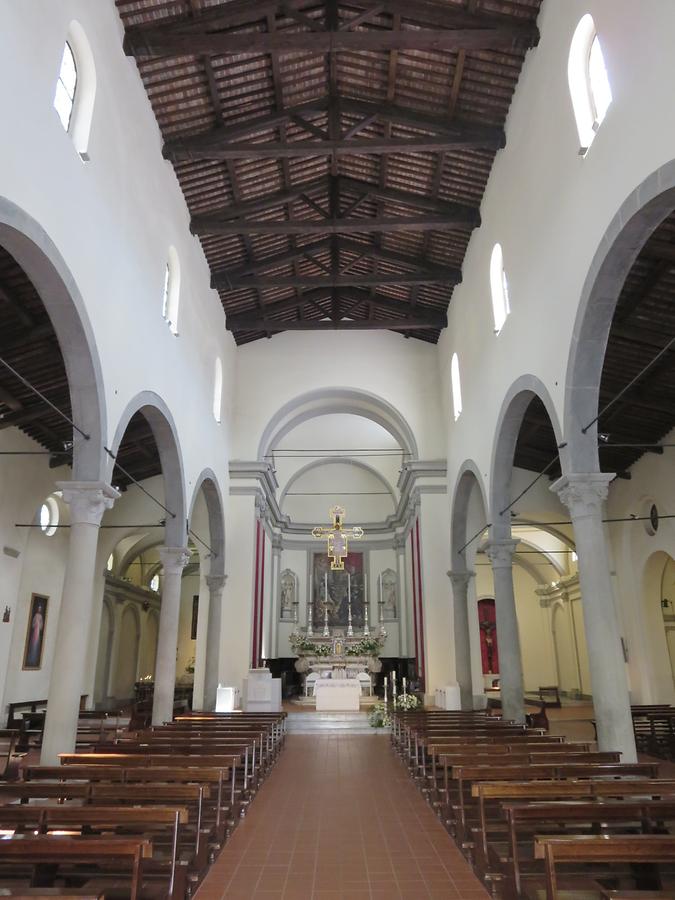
[490,243,510,334]
[568,15,612,153]
[213,357,223,423]
[162,247,180,335]
[451,353,462,421]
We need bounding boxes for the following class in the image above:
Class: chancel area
[1,0,675,897]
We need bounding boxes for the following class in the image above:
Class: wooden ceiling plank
[227,315,447,331]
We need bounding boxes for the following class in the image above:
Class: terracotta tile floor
[195,735,489,900]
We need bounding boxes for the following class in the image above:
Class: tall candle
[383,674,388,708]
[348,572,351,602]
[402,676,407,696]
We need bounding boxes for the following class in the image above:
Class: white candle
[324,571,328,602]
[383,674,388,707]
[348,572,351,602]
[403,677,407,696]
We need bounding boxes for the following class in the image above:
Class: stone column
[552,473,636,761]
[152,547,190,725]
[41,481,119,765]
[203,574,227,710]
[484,539,525,724]
[448,570,474,710]
[394,536,408,657]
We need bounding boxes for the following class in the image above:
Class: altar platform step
[286,711,386,734]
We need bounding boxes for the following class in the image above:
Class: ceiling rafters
[118,0,541,340]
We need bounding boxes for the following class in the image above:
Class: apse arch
[0,197,106,481]
[257,387,419,461]
[108,391,187,547]
[565,160,675,473]
[188,469,226,577]
[489,375,564,538]
[279,457,397,510]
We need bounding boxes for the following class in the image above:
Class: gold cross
[312,505,364,570]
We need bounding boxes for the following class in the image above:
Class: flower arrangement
[345,635,385,656]
[368,701,391,728]
[394,693,419,711]
[289,631,332,656]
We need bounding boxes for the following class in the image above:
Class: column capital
[447,570,475,588]
[206,573,228,594]
[551,473,614,519]
[484,538,519,568]
[393,534,407,552]
[56,481,119,526]
[159,546,191,575]
[271,534,283,554]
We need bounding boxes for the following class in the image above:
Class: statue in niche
[279,569,296,621]
[380,568,398,621]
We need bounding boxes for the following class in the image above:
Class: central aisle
[195,734,489,899]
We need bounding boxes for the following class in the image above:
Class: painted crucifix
[311,505,364,570]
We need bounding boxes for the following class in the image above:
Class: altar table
[314,679,361,711]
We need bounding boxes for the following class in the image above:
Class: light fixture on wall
[662,598,671,610]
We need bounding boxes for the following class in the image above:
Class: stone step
[286,711,388,734]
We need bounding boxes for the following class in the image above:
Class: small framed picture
[23,593,49,670]
[191,595,199,641]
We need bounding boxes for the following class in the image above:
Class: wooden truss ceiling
[0,246,161,487]
[117,0,541,343]
[515,210,675,479]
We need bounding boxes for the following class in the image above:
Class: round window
[643,501,659,536]
[39,497,59,537]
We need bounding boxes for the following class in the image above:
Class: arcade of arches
[3,2,675,893]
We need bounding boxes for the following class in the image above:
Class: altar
[314,678,360,711]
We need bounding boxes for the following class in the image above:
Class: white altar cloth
[314,678,360,711]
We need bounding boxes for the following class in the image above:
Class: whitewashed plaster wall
[232,330,445,461]
[0,0,234,504]
[440,0,675,498]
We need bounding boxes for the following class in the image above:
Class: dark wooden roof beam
[193,211,479,235]
[165,129,503,161]
[211,241,332,288]
[228,315,447,332]
[221,271,457,289]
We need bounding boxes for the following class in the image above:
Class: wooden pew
[0,836,150,900]
[533,834,675,900]
[0,806,188,900]
[0,730,19,779]
[502,799,675,898]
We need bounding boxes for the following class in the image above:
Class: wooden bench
[0,806,188,900]
[533,834,675,900]
[0,836,150,900]
[0,731,19,780]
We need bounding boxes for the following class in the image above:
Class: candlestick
[402,676,407,696]
[307,595,313,636]
[383,674,388,709]
[363,598,370,636]
[323,601,329,637]
[347,572,353,636]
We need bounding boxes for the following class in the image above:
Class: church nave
[195,734,487,900]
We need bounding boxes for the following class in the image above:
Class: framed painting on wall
[191,595,199,640]
[23,593,49,670]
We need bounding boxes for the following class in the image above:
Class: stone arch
[108,391,187,547]
[489,375,564,539]
[0,197,106,481]
[188,469,226,577]
[257,387,419,461]
[279,457,397,510]
[565,160,675,472]
[450,459,489,570]
[114,602,141,700]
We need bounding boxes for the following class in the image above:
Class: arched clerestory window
[451,352,462,421]
[162,247,181,335]
[213,357,223,423]
[568,14,612,154]
[489,243,510,334]
[53,22,96,159]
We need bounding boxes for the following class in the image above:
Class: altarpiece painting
[311,551,364,627]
